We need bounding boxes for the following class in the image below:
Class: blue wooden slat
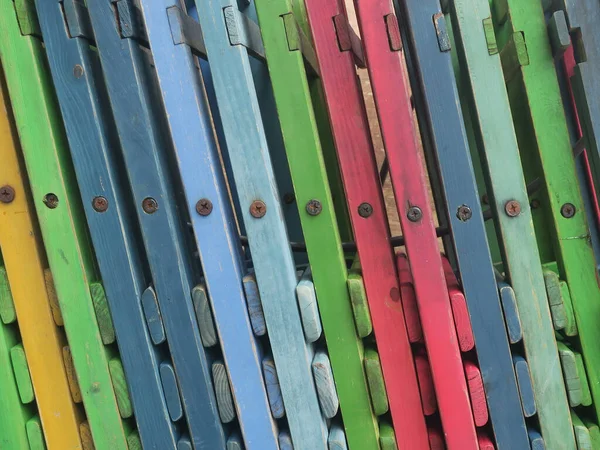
[32,1,178,447]
[328,425,348,450]
[392,0,528,447]
[498,282,522,344]
[512,355,536,417]
[262,356,285,419]
[132,1,279,448]
[82,1,228,447]
[160,362,184,422]
[141,286,167,346]
[184,0,328,447]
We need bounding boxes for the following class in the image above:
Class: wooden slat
[414,349,437,416]
[396,255,423,344]
[513,355,536,417]
[262,357,285,419]
[312,351,339,419]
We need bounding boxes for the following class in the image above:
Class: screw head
[0,185,15,204]
[250,200,267,218]
[407,205,423,222]
[92,196,108,213]
[73,64,84,78]
[43,193,59,209]
[456,205,472,222]
[561,202,576,218]
[504,200,521,217]
[358,202,373,218]
[283,193,295,205]
[306,199,322,216]
[196,198,213,216]
[142,197,158,214]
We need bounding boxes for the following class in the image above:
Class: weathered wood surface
[312,351,339,419]
[393,0,530,447]
[498,283,522,344]
[0,1,128,447]
[328,425,348,450]
[396,255,423,344]
[0,63,83,448]
[254,0,380,447]
[495,0,600,443]
[306,0,428,445]
[262,356,285,419]
[513,355,536,417]
[32,1,178,446]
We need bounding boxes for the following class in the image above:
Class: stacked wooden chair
[1,0,600,449]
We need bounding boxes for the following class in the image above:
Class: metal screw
[456,205,472,222]
[250,200,267,218]
[196,198,213,216]
[561,203,576,218]
[142,197,158,214]
[0,185,15,204]
[43,193,59,209]
[73,64,84,78]
[504,200,521,217]
[358,202,373,218]
[407,205,423,222]
[530,199,541,209]
[306,199,322,216]
[92,196,108,213]
[283,193,295,205]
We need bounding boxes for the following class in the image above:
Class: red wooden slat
[442,258,475,352]
[465,361,489,427]
[305,0,427,446]
[428,426,446,450]
[352,0,478,447]
[477,431,495,450]
[415,347,437,416]
[397,254,423,343]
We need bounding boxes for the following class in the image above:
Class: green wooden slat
[26,416,46,450]
[253,0,379,447]
[0,266,17,324]
[0,1,128,447]
[10,344,35,405]
[494,0,600,431]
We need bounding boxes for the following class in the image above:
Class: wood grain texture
[494,1,600,441]
[543,270,568,331]
[31,1,178,446]
[44,270,64,327]
[212,362,236,424]
[464,361,488,427]
[130,1,278,446]
[187,0,333,445]
[513,355,536,417]
[306,1,429,444]
[297,271,323,343]
[109,359,133,419]
[0,66,83,449]
[558,342,582,407]
[90,282,116,345]
[443,259,474,352]
[242,275,267,337]
[262,356,285,419]
[355,1,479,447]
[364,349,389,416]
[1,1,131,446]
[312,351,339,419]
[254,0,379,447]
[346,273,372,339]
[192,284,218,347]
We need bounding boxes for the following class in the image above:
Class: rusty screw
[73,64,84,78]
[306,199,322,216]
[196,198,213,216]
[407,205,423,222]
[456,205,472,222]
[0,185,15,204]
[504,200,521,218]
[250,200,267,218]
[561,202,576,218]
[142,197,158,214]
[43,193,59,209]
[358,202,373,218]
[92,196,108,213]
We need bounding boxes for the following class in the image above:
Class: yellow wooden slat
[0,71,83,449]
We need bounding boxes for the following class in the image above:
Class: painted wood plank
[494,1,599,444]
[1,1,132,447]
[109,358,133,419]
[160,362,184,423]
[529,429,545,450]
[575,352,592,407]
[396,254,423,344]
[253,0,380,447]
[141,286,167,346]
[44,270,64,327]
[262,356,285,419]
[127,1,278,446]
[0,87,83,445]
[90,282,116,345]
[559,281,578,337]
[543,270,568,331]
[558,342,582,407]
[80,422,94,450]
[227,435,243,450]
[242,274,267,337]
[279,431,294,450]
[428,427,445,450]
[192,284,218,347]
[572,412,593,450]
[477,432,494,450]
[10,344,34,405]
[212,362,236,424]
[585,419,600,449]
[512,355,536,418]
[178,437,193,450]
[62,346,82,404]
[464,361,488,427]
[26,416,46,450]
[354,2,481,447]
[328,425,348,450]
[305,2,428,444]
[364,349,389,416]
[414,349,437,416]
[127,431,142,450]
[448,0,571,447]
[297,270,323,343]
[0,266,16,324]
[31,1,179,446]
[312,350,339,419]
[498,282,522,344]
[443,259,474,352]
[346,273,372,339]
[188,0,325,445]
[379,423,398,450]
